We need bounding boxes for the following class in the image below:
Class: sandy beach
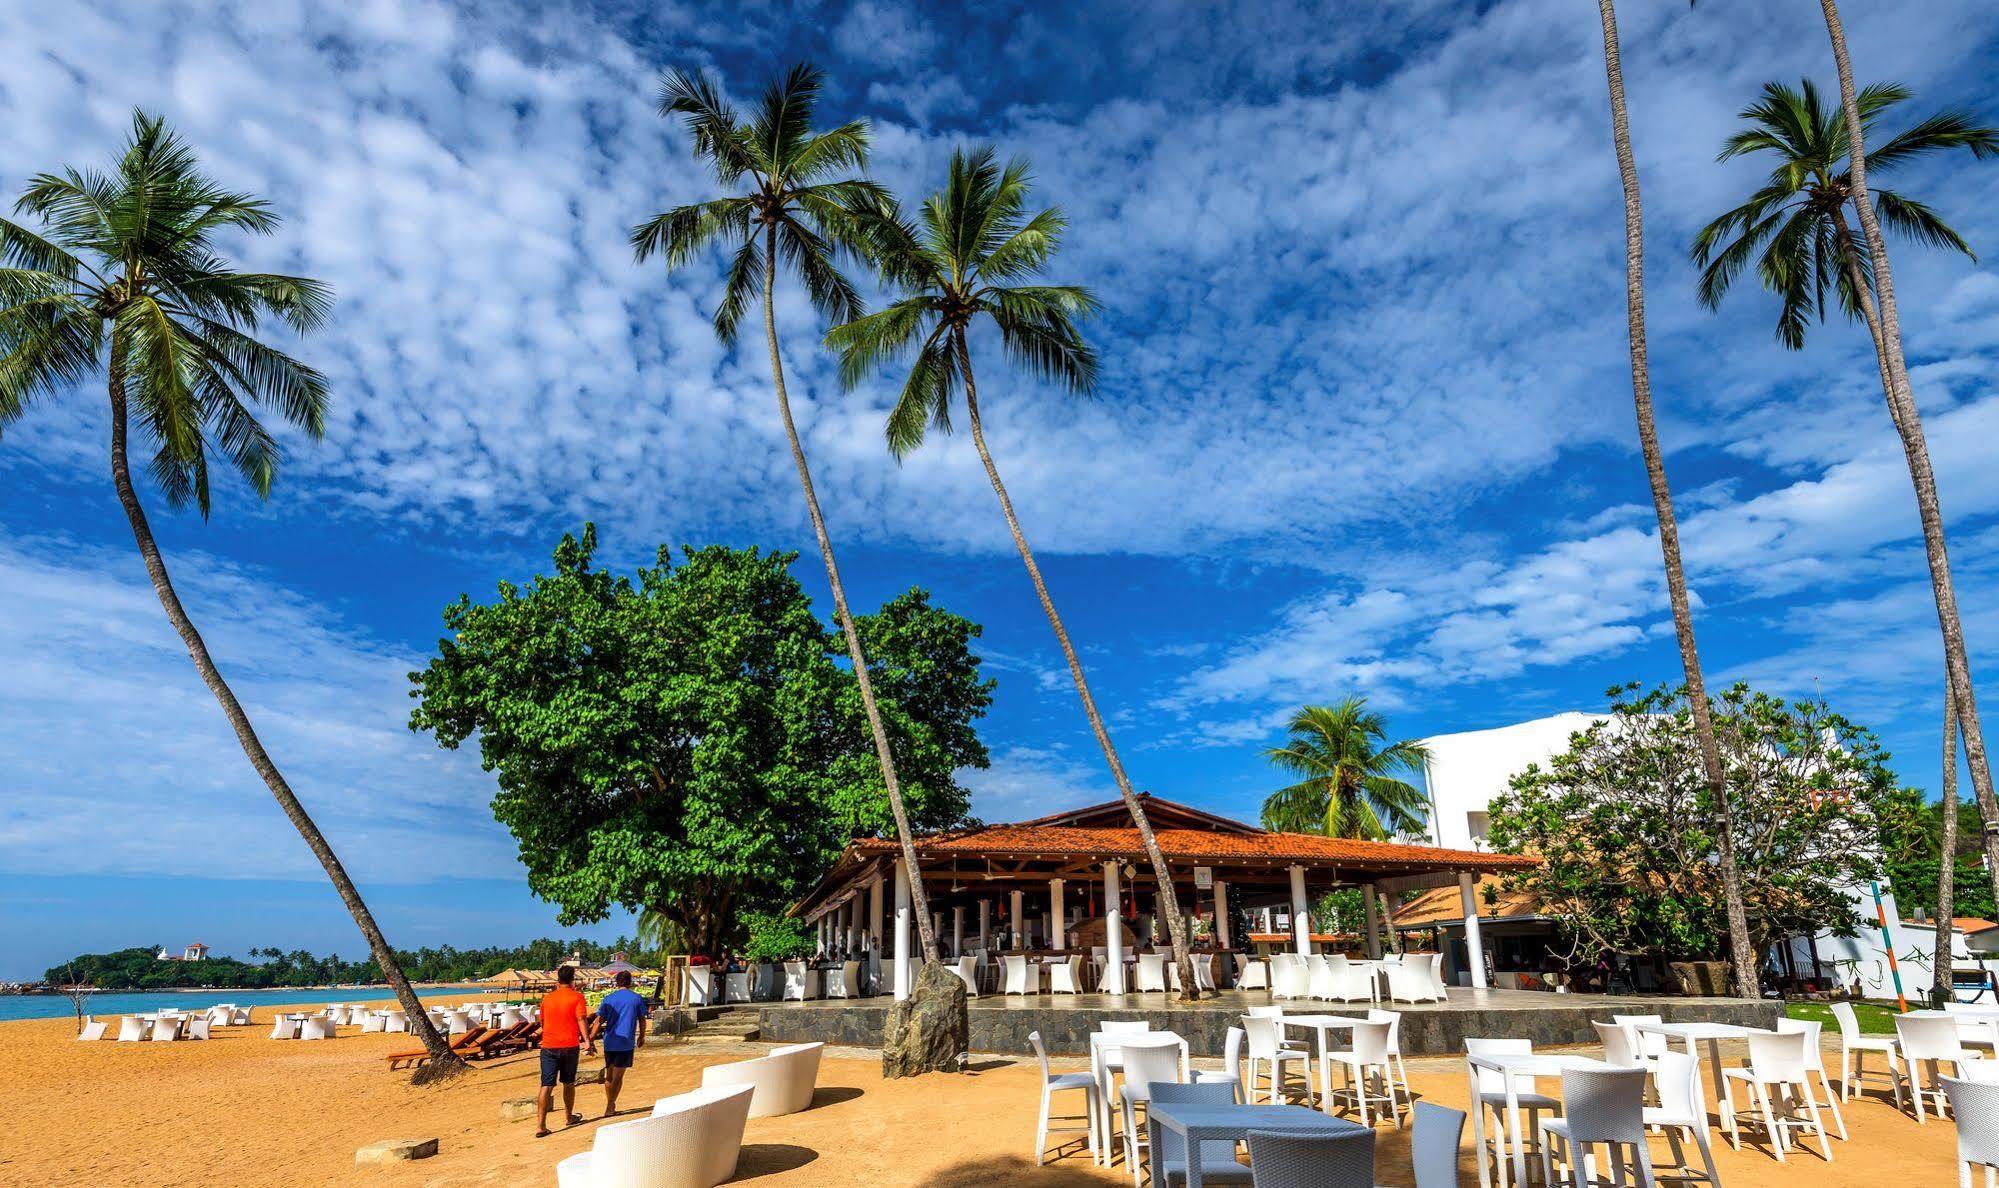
[3,1001,1965,1186]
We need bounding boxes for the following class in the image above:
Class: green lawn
[1785,999,1903,1035]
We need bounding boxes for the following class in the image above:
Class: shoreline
[1,980,495,997]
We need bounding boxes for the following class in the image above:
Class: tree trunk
[1819,0,1999,906]
[1935,678,1961,1006]
[952,334,1198,999]
[103,340,462,1082]
[1597,0,1759,1000]
[757,228,939,963]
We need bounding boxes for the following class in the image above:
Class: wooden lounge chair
[467,1020,536,1059]
[384,1025,489,1070]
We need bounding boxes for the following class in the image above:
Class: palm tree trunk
[103,341,462,1081]
[951,334,1198,999]
[1597,0,1759,999]
[758,226,937,961]
[1935,680,1960,1006]
[1819,0,1999,903]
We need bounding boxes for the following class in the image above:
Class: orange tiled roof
[847,824,1536,871]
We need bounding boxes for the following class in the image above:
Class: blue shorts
[539,1046,580,1087]
[604,1047,634,1069]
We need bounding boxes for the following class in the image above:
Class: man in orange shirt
[535,965,595,1138]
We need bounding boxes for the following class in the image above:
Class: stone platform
[753,987,1779,1057]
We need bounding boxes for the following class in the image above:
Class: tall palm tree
[1259,700,1430,840]
[1934,686,1960,1007]
[1595,2,1760,999]
[0,111,462,1077]
[1691,74,1999,909]
[824,147,1202,997]
[629,65,943,966]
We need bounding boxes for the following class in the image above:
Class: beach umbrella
[598,959,642,976]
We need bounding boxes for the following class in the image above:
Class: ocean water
[0,984,490,1023]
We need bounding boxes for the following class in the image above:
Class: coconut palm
[1934,686,1960,1007]
[0,111,461,1077]
[1595,1,1760,999]
[824,146,1203,997]
[1259,700,1430,840]
[1692,73,1999,911]
[629,65,945,970]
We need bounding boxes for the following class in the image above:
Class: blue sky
[4,0,1998,980]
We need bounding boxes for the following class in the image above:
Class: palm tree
[1259,700,1430,840]
[0,111,462,1078]
[1691,73,1999,909]
[823,147,1203,997]
[1595,1,1760,999]
[629,65,944,969]
[1934,685,1960,1007]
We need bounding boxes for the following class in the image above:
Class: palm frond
[1873,188,1976,259]
[712,236,765,346]
[885,332,956,458]
[991,303,1098,395]
[790,121,871,184]
[657,68,753,182]
[776,219,863,327]
[187,316,328,435]
[824,298,934,389]
[1260,779,1331,834]
[978,206,1066,284]
[753,63,824,181]
[630,196,753,267]
[1865,109,1999,172]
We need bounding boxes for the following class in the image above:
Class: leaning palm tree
[1595,1,1760,999]
[629,66,946,975]
[824,147,1201,997]
[1691,75,1999,909]
[1934,686,1961,1007]
[0,110,462,1078]
[1259,700,1430,841]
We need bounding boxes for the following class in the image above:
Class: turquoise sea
[0,984,492,1023]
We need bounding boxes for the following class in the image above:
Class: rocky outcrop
[880,961,967,1078]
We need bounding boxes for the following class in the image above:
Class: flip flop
[566,1113,584,1125]
[534,1129,550,1139]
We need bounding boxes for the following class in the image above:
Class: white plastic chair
[231,1007,251,1026]
[1412,1102,1468,1188]
[1426,952,1450,999]
[1722,1029,1832,1161]
[1899,1013,1979,1123]
[825,961,858,999]
[117,1016,149,1042]
[1325,1019,1399,1127]
[1241,1014,1313,1106]
[952,955,981,997]
[1386,959,1440,1003]
[300,1017,334,1041]
[1368,1008,1411,1110]
[1004,955,1033,996]
[699,1042,822,1118]
[1119,1038,1186,1185]
[1271,953,1311,1000]
[186,1017,210,1040]
[1611,1014,1672,1062]
[1540,1066,1654,1188]
[1594,1020,1647,1069]
[381,1010,406,1033]
[783,961,819,1001]
[1195,1026,1246,1101]
[1135,953,1167,993]
[1029,1030,1099,1165]
[1775,1016,1847,1140]
[148,1016,179,1042]
[1645,1051,1719,1185]
[684,966,714,1007]
[1321,954,1377,1004]
[1943,1075,1999,1188]
[1051,955,1086,995]
[360,1011,386,1033]
[1467,1038,1561,1174]
[1192,953,1216,993]
[1238,958,1270,991]
[555,1083,754,1188]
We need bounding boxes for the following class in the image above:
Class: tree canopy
[1260,699,1430,839]
[1487,682,1902,965]
[407,528,991,955]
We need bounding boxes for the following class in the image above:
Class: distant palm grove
[49,939,638,991]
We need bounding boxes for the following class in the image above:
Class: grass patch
[1785,999,1905,1035]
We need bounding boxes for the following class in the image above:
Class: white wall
[1418,712,1605,849]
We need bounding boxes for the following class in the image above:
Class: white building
[1411,712,1994,1001]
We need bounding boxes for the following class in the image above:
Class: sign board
[1194,866,1213,889]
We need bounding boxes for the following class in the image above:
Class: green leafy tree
[1693,72,1999,925]
[408,528,990,958]
[1488,683,1899,966]
[1594,0,1759,1000]
[628,64,953,971]
[0,111,459,1076]
[1260,699,1430,840]
[826,146,1203,996]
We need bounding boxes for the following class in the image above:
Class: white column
[1289,865,1311,957]
[893,859,913,1001]
[1459,871,1489,990]
[978,900,991,950]
[1362,883,1382,959]
[1010,889,1025,949]
[1049,879,1067,951]
[1103,860,1125,993]
[1214,880,1231,950]
[952,905,964,958]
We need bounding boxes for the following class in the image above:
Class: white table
[1276,1014,1364,1108]
[1466,1051,1614,1188]
[1634,1020,1770,1149]
[1146,1101,1363,1188]
[1090,1031,1189,1167]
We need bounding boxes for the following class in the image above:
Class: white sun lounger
[699,1042,824,1118]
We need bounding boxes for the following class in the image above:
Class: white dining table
[1089,1031,1189,1167]
[1275,1013,1364,1108]
[1634,1020,1771,1149]
[1466,1050,1615,1188]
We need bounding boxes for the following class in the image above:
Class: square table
[1146,1101,1365,1188]
[1275,1014,1365,1108]
[1634,1021,1772,1150]
[1466,1051,1614,1188]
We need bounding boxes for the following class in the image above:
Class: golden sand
[1,999,1964,1186]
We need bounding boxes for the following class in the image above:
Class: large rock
[498,1098,536,1122]
[355,1138,438,1167]
[575,1065,606,1085]
[881,961,968,1079]
[1670,960,1734,997]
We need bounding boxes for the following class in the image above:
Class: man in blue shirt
[596,970,649,1115]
